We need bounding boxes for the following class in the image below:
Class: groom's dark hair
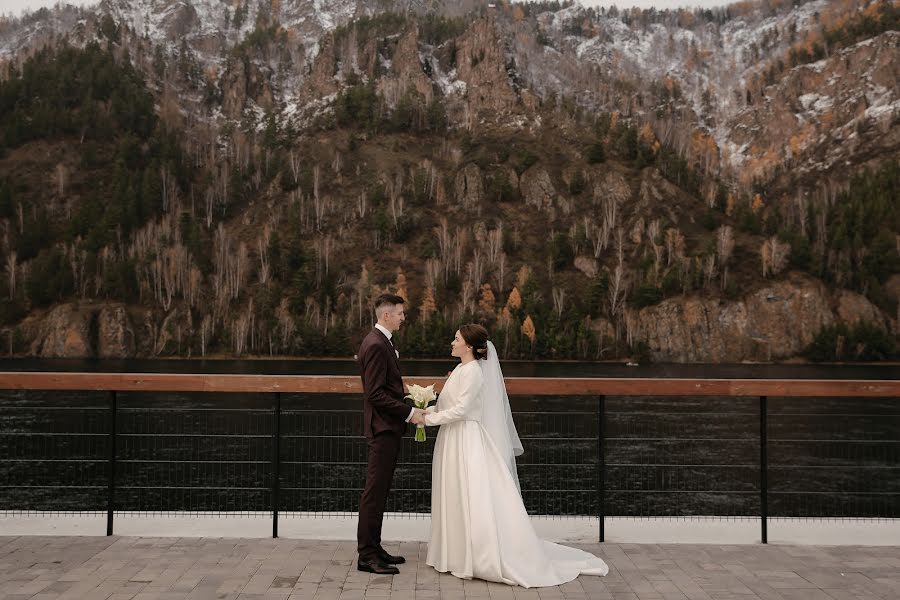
[373,293,405,316]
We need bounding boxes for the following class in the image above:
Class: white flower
[406,383,436,409]
[406,383,436,443]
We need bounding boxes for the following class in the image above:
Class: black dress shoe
[377,550,406,564]
[357,557,399,575]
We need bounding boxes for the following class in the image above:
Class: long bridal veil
[479,340,524,492]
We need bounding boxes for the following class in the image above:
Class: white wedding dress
[423,349,609,588]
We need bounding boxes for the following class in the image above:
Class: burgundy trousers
[357,431,402,560]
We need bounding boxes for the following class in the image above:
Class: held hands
[410,408,428,426]
[410,406,436,426]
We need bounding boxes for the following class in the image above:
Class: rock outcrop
[222,55,275,118]
[520,166,556,209]
[97,304,135,358]
[627,273,889,362]
[377,27,433,106]
[454,163,484,211]
[455,17,519,117]
[728,31,900,183]
[23,304,94,358]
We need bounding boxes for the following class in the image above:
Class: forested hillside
[0,0,896,362]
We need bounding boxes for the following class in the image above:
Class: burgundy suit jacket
[357,328,409,438]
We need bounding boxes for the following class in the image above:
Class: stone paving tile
[0,539,898,599]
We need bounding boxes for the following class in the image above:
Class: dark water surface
[0,357,897,378]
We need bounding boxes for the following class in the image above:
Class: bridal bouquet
[406,383,436,442]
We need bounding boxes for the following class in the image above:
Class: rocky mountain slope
[0,0,896,362]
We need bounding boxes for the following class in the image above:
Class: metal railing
[1,373,898,543]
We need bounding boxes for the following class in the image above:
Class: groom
[356,293,426,574]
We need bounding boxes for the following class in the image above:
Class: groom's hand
[410,409,427,426]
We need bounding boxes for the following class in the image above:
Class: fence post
[106,390,117,536]
[272,392,282,539]
[598,395,606,543]
[760,395,768,544]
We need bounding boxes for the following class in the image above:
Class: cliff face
[377,27,433,106]
[23,304,94,358]
[627,273,887,362]
[454,17,520,118]
[19,303,138,358]
[222,55,276,118]
[727,32,900,184]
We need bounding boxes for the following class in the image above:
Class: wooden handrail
[0,372,896,397]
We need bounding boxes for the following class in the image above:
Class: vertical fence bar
[598,394,606,543]
[760,395,768,544]
[272,392,282,538]
[106,390,117,536]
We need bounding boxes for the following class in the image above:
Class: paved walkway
[0,537,898,599]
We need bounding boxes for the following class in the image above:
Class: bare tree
[67,241,87,300]
[601,194,617,249]
[701,254,715,289]
[647,219,663,284]
[276,298,295,351]
[434,217,451,281]
[813,203,828,263]
[312,165,328,231]
[213,223,229,310]
[608,228,627,320]
[794,192,809,238]
[233,311,250,355]
[159,164,173,213]
[425,258,441,290]
[258,225,271,285]
[315,235,334,283]
[289,150,302,187]
[5,251,16,300]
[388,171,405,228]
[215,163,230,218]
[459,269,476,316]
[471,249,484,289]
[356,190,367,220]
[487,223,503,265]
[200,314,213,357]
[453,227,466,278]
[761,236,790,277]
[665,227,685,267]
[331,150,343,183]
[494,252,506,294]
[204,186,215,229]
[188,266,202,308]
[552,287,566,318]
[234,241,249,299]
[715,225,734,290]
[55,163,67,197]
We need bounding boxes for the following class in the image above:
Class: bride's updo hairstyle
[459,324,490,360]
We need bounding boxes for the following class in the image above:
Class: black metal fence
[1,389,898,542]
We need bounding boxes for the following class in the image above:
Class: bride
[422,324,609,588]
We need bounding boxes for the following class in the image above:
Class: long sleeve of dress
[425,365,483,427]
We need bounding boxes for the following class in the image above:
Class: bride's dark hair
[459,324,489,360]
